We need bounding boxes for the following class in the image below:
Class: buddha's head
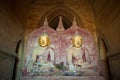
[38,32,50,47]
[72,32,83,48]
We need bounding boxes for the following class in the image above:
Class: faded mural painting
[22,17,104,80]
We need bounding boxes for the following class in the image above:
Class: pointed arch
[38,5,84,29]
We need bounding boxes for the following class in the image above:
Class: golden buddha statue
[32,32,53,62]
[70,32,84,65]
[38,32,50,47]
[72,34,83,48]
[29,32,55,73]
[67,31,90,72]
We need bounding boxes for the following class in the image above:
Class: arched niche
[98,34,110,61]
[98,33,110,80]
[38,5,84,30]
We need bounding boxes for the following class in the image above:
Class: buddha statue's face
[38,36,50,47]
[72,36,83,48]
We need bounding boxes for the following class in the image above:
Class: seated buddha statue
[27,32,55,73]
[67,32,90,72]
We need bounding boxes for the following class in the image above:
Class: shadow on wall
[0,50,17,80]
[108,51,120,80]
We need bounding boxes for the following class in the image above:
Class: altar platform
[22,76,104,80]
